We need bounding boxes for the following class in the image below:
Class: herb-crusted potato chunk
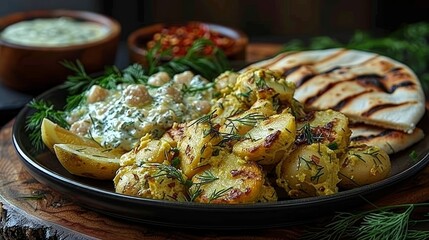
[276,143,340,198]
[175,119,222,178]
[296,109,351,157]
[114,163,188,201]
[233,111,296,165]
[190,152,265,204]
[338,143,391,189]
[214,71,239,96]
[119,133,176,167]
[211,94,247,126]
[220,99,277,136]
[234,69,296,106]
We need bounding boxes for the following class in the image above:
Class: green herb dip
[1,17,110,47]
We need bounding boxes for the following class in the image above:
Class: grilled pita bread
[243,48,426,134]
[349,124,424,154]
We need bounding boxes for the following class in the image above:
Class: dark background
[1,0,429,42]
[1,0,429,126]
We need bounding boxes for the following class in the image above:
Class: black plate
[12,85,429,229]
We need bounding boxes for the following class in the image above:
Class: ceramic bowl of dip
[0,9,121,93]
[127,22,248,67]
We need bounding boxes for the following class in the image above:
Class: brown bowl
[127,22,248,67]
[0,9,121,93]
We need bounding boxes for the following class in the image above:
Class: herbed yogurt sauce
[1,17,110,47]
[66,71,216,151]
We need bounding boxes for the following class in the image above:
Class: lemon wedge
[53,143,121,180]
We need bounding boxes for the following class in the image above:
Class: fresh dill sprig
[148,163,192,187]
[188,170,233,202]
[227,113,266,127]
[25,99,69,151]
[194,170,219,184]
[297,155,325,184]
[189,110,217,127]
[150,38,230,80]
[296,123,324,145]
[208,186,233,203]
[301,203,429,240]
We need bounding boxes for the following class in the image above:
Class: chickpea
[147,72,171,86]
[173,71,194,85]
[123,85,152,107]
[86,85,109,103]
[193,100,211,114]
[69,120,91,136]
[157,85,182,102]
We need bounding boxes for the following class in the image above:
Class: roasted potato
[233,69,296,106]
[276,143,340,198]
[338,143,391,189]
[220,98,277,136]
[214,71,239,96]
[119,133,177,167]
[114,163,188,201]
[175,120,222,178]
[233,111,296,165]
[210,94,247,127]
[190,151,265,204]
[296,109,351,157]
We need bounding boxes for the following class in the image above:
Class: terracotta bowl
[0,10,121,93]
[127,22,248,67]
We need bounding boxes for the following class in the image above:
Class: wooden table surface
[1,43,429,240]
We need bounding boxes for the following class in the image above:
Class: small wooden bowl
[0,10,121,93]
[127,22,248,67]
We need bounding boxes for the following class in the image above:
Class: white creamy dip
[0,17,110,47]
[66,71,216,151]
